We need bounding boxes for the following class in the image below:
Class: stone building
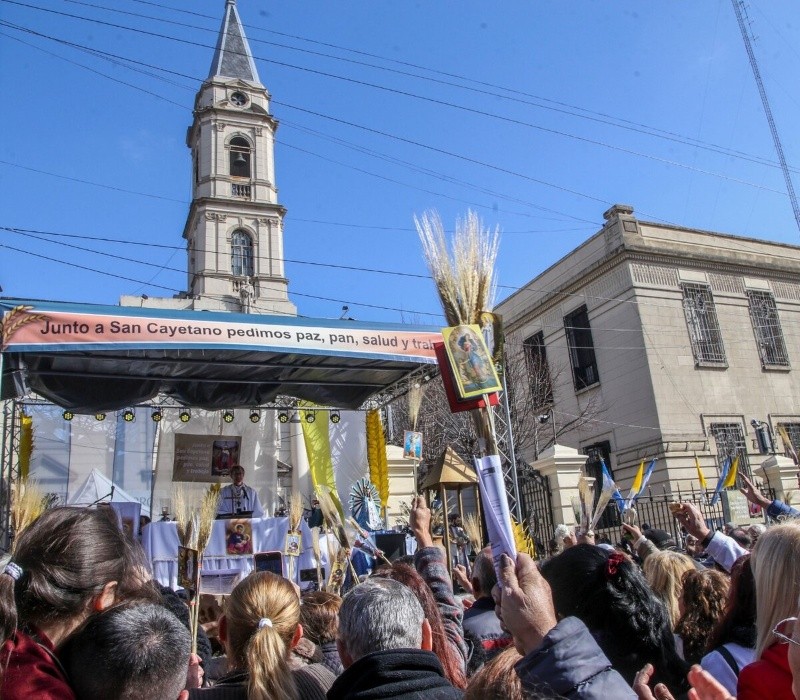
[496,204,800,503]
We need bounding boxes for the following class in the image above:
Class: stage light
[95,412,106,422]
[179,409,191,423]
[305,411,316,424]
[223,410,235,423]
[249,410,261,423]
[123,408,136,422]
[63,410,74,421]
[330,411,341,424]
[151,408,163,423]
[278,411,289,424]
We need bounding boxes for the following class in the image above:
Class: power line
[73,0,800,175]
[2,1,790,204]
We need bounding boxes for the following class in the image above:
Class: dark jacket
[320,640,344,675]
[189,663,334,700]
[462,597,512,659]
[327,649,463,700]
[515,617,636,699]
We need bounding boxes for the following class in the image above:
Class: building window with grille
[564,306,599,390]
[231,230,254,277]
[777,422,800,462]
[229,136,251,178]
[747,291,789,368]
[523,331,553,410]
[682,283,727,366]
[710,422,751,478]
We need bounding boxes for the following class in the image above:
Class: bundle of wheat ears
[415,209,500,454]
[172,483,221,654]
[463,513,483,554]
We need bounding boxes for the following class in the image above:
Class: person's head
[230,465,245,486]
[311,499,319,509]
[337,578,431,668]
[747,523,766,546]
[373,562,466,688]
[707,555,756,652]
[675,568,730,665]
[751,520,800,659]
[221,571,302,700]
[729,528,753,549]
[787,609,800,700]
[60,603,190,700]
[470,548,497,600]
[540,544,688,690]
[642,550,696,629]
[0,507,143,644]
[643,528,677,551]
[464,647,538,700]
[299,591,341,646]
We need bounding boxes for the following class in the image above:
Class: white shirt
[217,483,264,518]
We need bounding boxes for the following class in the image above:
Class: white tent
[68,468,151,518]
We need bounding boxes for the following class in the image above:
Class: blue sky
[1,0,799,324]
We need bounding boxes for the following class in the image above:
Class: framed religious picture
[403,430,423,460]
[177,545,199,591]
[225,519,253,555]
[284,530,302,557]
[441,324,503,400]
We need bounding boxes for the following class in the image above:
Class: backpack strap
[716,645,740,676]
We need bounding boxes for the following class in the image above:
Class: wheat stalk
[288,492,304,531]
[316,487,350,550]
[407,383,426,432]
[196,483,221,553]
[414,210,500,326]
[463,513,483,552]
[10,478,46,540]
[311,526,324,590]
[171,484,196,549]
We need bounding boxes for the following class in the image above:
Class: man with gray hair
[462,547,512,659]
[60,603,193,700]
[328,578,463,699]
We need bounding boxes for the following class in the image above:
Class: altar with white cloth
[142,516,324,590]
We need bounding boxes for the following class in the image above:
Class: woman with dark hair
[540,544,688,692]
[374,562,467,688]
[674,568,729,665]
[0,506,148,699]
[700,555,756,695]
[299,591,343,675]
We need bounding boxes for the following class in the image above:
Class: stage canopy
[0,299,442,413]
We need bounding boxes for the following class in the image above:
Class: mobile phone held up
[253,551,284,576]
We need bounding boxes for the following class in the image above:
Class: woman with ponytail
[189,571,335,700]
[0,507,147,700]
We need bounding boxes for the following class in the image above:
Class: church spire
[208,0,260,83]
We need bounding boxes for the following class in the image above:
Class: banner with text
[173,433,242,483]
[1,303,440,362]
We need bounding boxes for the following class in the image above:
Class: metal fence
[593,483,774,547]
[517,460,555,558]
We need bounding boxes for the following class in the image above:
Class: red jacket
[738,642,793,700]
[0,628,76,700]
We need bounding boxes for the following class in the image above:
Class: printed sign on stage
[173,434,242,483]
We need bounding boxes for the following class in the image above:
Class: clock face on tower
[230,91,248,107]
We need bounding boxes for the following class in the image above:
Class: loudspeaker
[374,533,407,562]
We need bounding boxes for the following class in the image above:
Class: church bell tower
[183,0,295,315]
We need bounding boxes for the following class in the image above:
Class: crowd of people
[1,474,800,699]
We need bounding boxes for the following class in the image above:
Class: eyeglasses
[772,617,800,646]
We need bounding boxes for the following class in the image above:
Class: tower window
[747,290,789,367]
[682,283,726,365]
[231,230,254,277]
[229,137,251,178]
[564,305,599,390]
